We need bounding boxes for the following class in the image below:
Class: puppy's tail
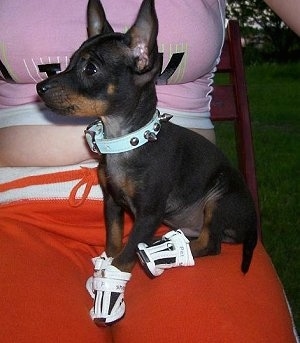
[241,227,258,274]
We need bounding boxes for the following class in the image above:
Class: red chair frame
[211,20,261,236]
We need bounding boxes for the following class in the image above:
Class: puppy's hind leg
[137,199,221,278]
[197,191,257,273]
[136,200,221,278]
[189,199,222,258]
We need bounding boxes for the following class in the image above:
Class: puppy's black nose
[36,81,51,95]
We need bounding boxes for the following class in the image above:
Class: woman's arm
[264,0,300,35]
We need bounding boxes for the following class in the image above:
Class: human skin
[264,0,300,35]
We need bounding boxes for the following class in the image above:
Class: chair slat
[211,20,261,236]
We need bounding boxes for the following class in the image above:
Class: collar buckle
[85,120,104,154]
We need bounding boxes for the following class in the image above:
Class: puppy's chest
[102,160,139,205]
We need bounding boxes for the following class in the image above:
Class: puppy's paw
[137,229,195,277]
[88,264,131,326]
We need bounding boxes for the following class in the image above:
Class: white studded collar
[85,110,172,154]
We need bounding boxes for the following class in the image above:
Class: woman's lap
[0,218,111,343]
[0,184,297,342]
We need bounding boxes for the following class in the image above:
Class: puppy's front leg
[112,212,164,273]
[104,194,125,258]
[88,194,128,326]
[90,212,162,326]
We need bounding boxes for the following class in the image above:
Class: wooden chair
[211,19,261,237]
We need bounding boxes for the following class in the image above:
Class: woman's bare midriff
[0,125,99,167]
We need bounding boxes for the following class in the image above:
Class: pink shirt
[0,0,225,128]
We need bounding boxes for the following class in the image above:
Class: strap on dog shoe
[137,229,195,277]
[92,252,114,272]
[86,252,113,299]
[89,265,132,326]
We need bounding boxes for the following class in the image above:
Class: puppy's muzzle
[36,79,58,96]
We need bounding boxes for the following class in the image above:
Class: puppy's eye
[84,62,98,76]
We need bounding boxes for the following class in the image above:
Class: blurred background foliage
[226,0,300,64]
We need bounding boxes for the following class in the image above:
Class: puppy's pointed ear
[126,0,158,73]
[87,0,114,37]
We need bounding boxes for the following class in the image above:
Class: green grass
[215,62,300,330]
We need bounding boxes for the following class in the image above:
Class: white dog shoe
[86,252,131,325]
[137,229,195,277]
[89,264,131,325]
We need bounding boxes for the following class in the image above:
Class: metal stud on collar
[144,130,157,142]
[130,137,139,146]
[158,112,173,122]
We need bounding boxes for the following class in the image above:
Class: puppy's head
[36,0,161,117]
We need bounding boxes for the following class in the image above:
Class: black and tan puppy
[37,0,257,325]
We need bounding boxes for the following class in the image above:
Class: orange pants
[0,167,297,342]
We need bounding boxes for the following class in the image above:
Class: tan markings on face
[81,52,91,60]
[67,94,108,117]
[107,83,116,95]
